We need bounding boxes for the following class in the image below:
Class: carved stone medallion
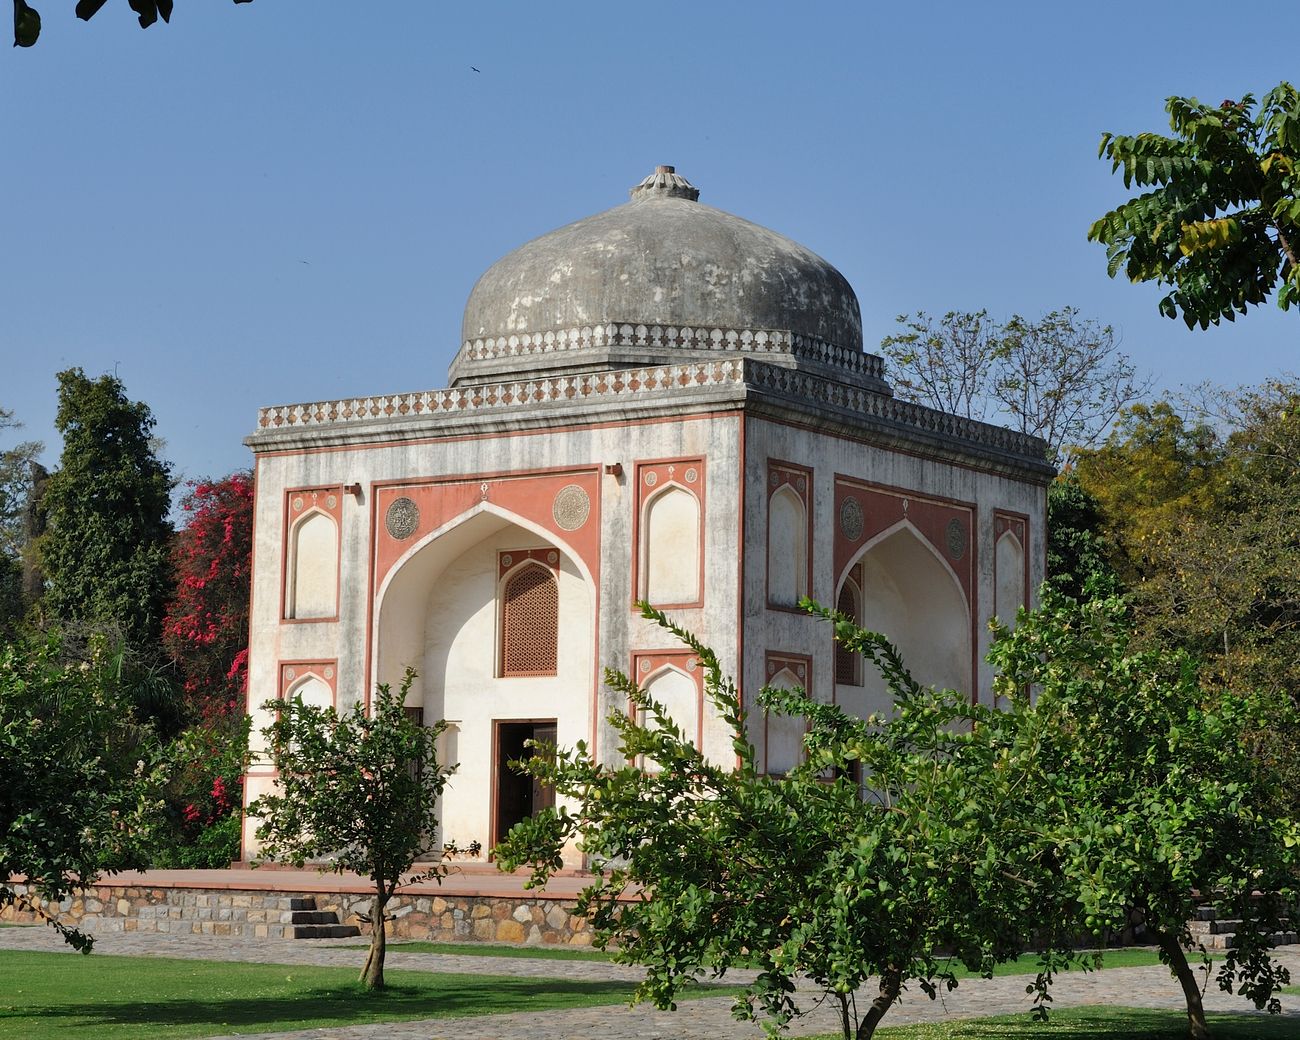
[552,484,591,531]
[385,496,420,540]
[839,497,864,541]
[946,517,967,559]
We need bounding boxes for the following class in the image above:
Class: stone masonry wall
[1,884,592,945]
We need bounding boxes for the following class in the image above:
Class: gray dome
[451,166,864,386]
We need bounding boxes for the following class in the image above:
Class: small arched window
[500,564,559,677]
[287,511,338,619]
[835,578,861,686]
[642,485,701,606]
[767,485,807,607]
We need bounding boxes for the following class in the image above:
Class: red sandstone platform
[49,865,596,900]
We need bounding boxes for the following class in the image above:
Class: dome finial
[630,164,700,202]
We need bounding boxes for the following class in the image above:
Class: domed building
[240,166,1053,863]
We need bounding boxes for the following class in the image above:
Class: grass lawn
[813,1006,1299,1039]
[0,949,652,1039]
[343,939,616,961]
[356,942,1166,975]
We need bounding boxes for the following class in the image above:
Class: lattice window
[500,564,559,676]
[835,580,861,686]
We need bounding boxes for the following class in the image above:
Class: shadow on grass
[6,976,638,1034]
[871,1006,1300,1039]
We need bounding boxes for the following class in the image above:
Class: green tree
[497,605,1081,1040]
[12,0,253,48]
[880,307,1148,463]
[1072,401,1225,589]
[989,591,1299,1040]
[0,406,44,637]
[1088,83,1300,328]
[38,368,174,653]
[1045,472,1120,599]
[0,632,164,951]
[248,672,453,990]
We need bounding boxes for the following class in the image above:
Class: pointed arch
[286,508,338,619]
[834,572,862,687]
[767,484,808,608]
[764,664,808,776]
[636,664,702,766]
[994,528,1026,631]
[640,483,702,607]
[836,520,972,712]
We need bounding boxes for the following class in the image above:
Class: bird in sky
[470,66,480,73]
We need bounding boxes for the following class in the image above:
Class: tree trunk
[856,971,901,1040]
[1157,932,1210,1040]
[360,890,388,990]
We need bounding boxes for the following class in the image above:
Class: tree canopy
[0,631,164,951]
[13,0,253,48]
[990,590,1298,1039]
[37,368,174,653]
[498,605,1082,1040]
[879,307,1148,463]
[1088,83,1300,328]
[249,671,453,990]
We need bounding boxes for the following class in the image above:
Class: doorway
[493,720,556,847]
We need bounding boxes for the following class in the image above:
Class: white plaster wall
[741,414,1047,756]
[242,412,744,859]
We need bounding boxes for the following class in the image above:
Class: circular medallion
[946,517,967,559]
[769,472,779,487]
[546,550,559,565]
[796,475,806,493]
[292,497,304,512]
[839,497,864,541]
[796,664,806,680]
[385,497,420,540]
[640,659,651,673]
[644,471,658,487]
[501,554,513,569]
[326,494,338,510]
[323,666,334,680]
[284,667,296,681]
[687,657,697,672]
[552,484,591,531]
[685,467,699,484]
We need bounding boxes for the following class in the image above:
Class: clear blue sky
[3,1,1296,487]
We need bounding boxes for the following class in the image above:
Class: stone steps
[286,897,359,940]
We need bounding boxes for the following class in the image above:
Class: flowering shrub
[162,472,253,724]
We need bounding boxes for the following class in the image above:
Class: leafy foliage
[1088,84,1300,328]
[0,632,165,952]
[496,604,1082,1040]
[249,671,453,990]
[38,369,174,654]
[880,308,1148,462]
[12,0,254,48]
[0,406,44,637]
[989,591,1299,1040]
[162,472,253,724]
[1045,473,1120,600]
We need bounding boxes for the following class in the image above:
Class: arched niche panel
[994,529,1026,631]
[767,484,808,608]
[641,484,702,607]
[499,561,560,677]
[763,660,809,776]
[640,667,700,747]
[851,524,971,711]
[834,571,862,688]
[286,510,338,620]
